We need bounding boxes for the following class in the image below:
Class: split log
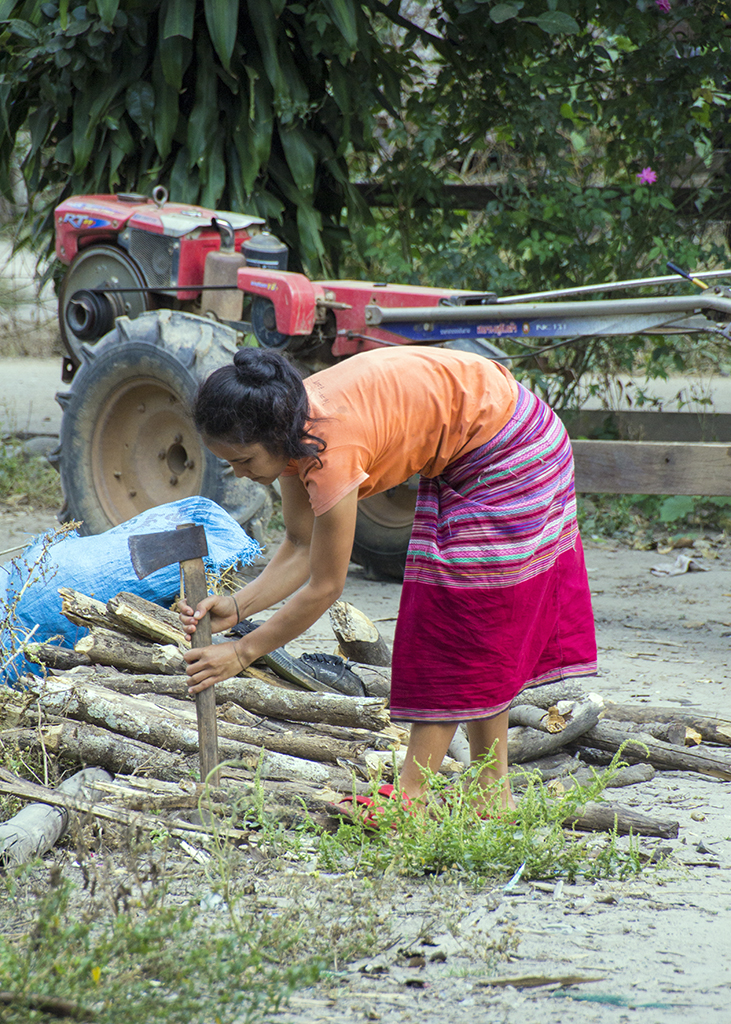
[0,767,112,865]
[329,601,391,666]
[510,681,587,710]
[29,677,374,765]
[107,592,188,648]
[508,698,603,764]
[602,702,731,747]
[611,719,702,747]
[510,752,582,786]
[246,749,363,788]
[144,693,374,764]
[218,699,399,751]
[509,705,567,733]
[566,763,656,790]
[349,664,391,698]
[511,757,654,792]
[9,721,200,782]
[89,669,391,732]
[59,587,138,637]
[0,767,249,842]
[75,627,186,674]
[7,722,360,792]
[579,722,731,780]
[31,675,201,750]
[24,642,91,671]
[563,801,679,838]
[86,774,230,812]
[223,755,360,791]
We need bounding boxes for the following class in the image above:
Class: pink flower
[655,0,671,11]
[636,167,658,184]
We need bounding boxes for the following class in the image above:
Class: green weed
[0,438,62,509]
[0,866,324,1024]
[304,753,645,885]
[577,492,731,546]
[1,521,78,682]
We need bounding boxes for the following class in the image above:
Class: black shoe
[297,652,365,697]
[228,619,365,696]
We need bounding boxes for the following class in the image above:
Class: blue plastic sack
[0,497,260,683]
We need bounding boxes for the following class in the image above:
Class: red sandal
[331,783,413,830]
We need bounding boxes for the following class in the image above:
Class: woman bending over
[180,345,597,813]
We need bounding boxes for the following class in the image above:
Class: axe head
[128,523,209,579]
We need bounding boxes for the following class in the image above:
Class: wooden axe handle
[181,555,219,786]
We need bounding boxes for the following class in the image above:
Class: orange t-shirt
[282,347,518,515]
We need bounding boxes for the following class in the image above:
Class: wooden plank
[572,440,731,495]
[561,409,731,444]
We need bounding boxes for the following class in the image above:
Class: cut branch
[508,698,602,764]
[602,702,731,747]
[107,591,188,647]
[88,669,391,732]
[578,722,731,779]
[562,801,679,838]
[75,627,187,674]
[510,681,588,709]
[329,601,391,666]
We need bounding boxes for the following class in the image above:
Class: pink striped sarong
[390,384,597,722]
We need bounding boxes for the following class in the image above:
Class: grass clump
[0,865,325,1024]
[0,438,62,509]
[313,754,643,886]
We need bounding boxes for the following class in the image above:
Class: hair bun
[233,347,279,386]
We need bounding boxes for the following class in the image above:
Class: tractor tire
[351,482,418,581]
[53,309,272,539]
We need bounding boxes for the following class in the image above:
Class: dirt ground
[2,499,731,1023]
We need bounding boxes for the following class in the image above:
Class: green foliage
[2,0,729,291]
[343,0,731,405]
[0,869,325,1023]
[314,754,644,884]
[0,440,63,507]
[577,492,731,544]
[1,0,729,404]
[0,0,412,271]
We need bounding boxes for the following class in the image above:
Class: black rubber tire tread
[55,309,271,538]
[351,487,417,581]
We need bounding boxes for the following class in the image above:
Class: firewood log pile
[2,590,731,864]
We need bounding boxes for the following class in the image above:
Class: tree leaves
[523,11,579,35]
[280,123,316,196]
[95,0,120,28]
[322,0,359,50]
[0,0,728,283]
[126,81,155,139]
[161,0,194,39]
[490,3,523,24]
[203,0,238,72]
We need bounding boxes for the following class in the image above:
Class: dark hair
[193,348,326,462]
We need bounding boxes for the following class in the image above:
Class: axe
[128,522,219,786]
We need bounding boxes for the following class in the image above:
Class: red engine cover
[55,194,264,301]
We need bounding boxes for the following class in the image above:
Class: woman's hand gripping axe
[128,522,219,786]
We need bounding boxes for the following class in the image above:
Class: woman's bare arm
[183,481,360,691]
